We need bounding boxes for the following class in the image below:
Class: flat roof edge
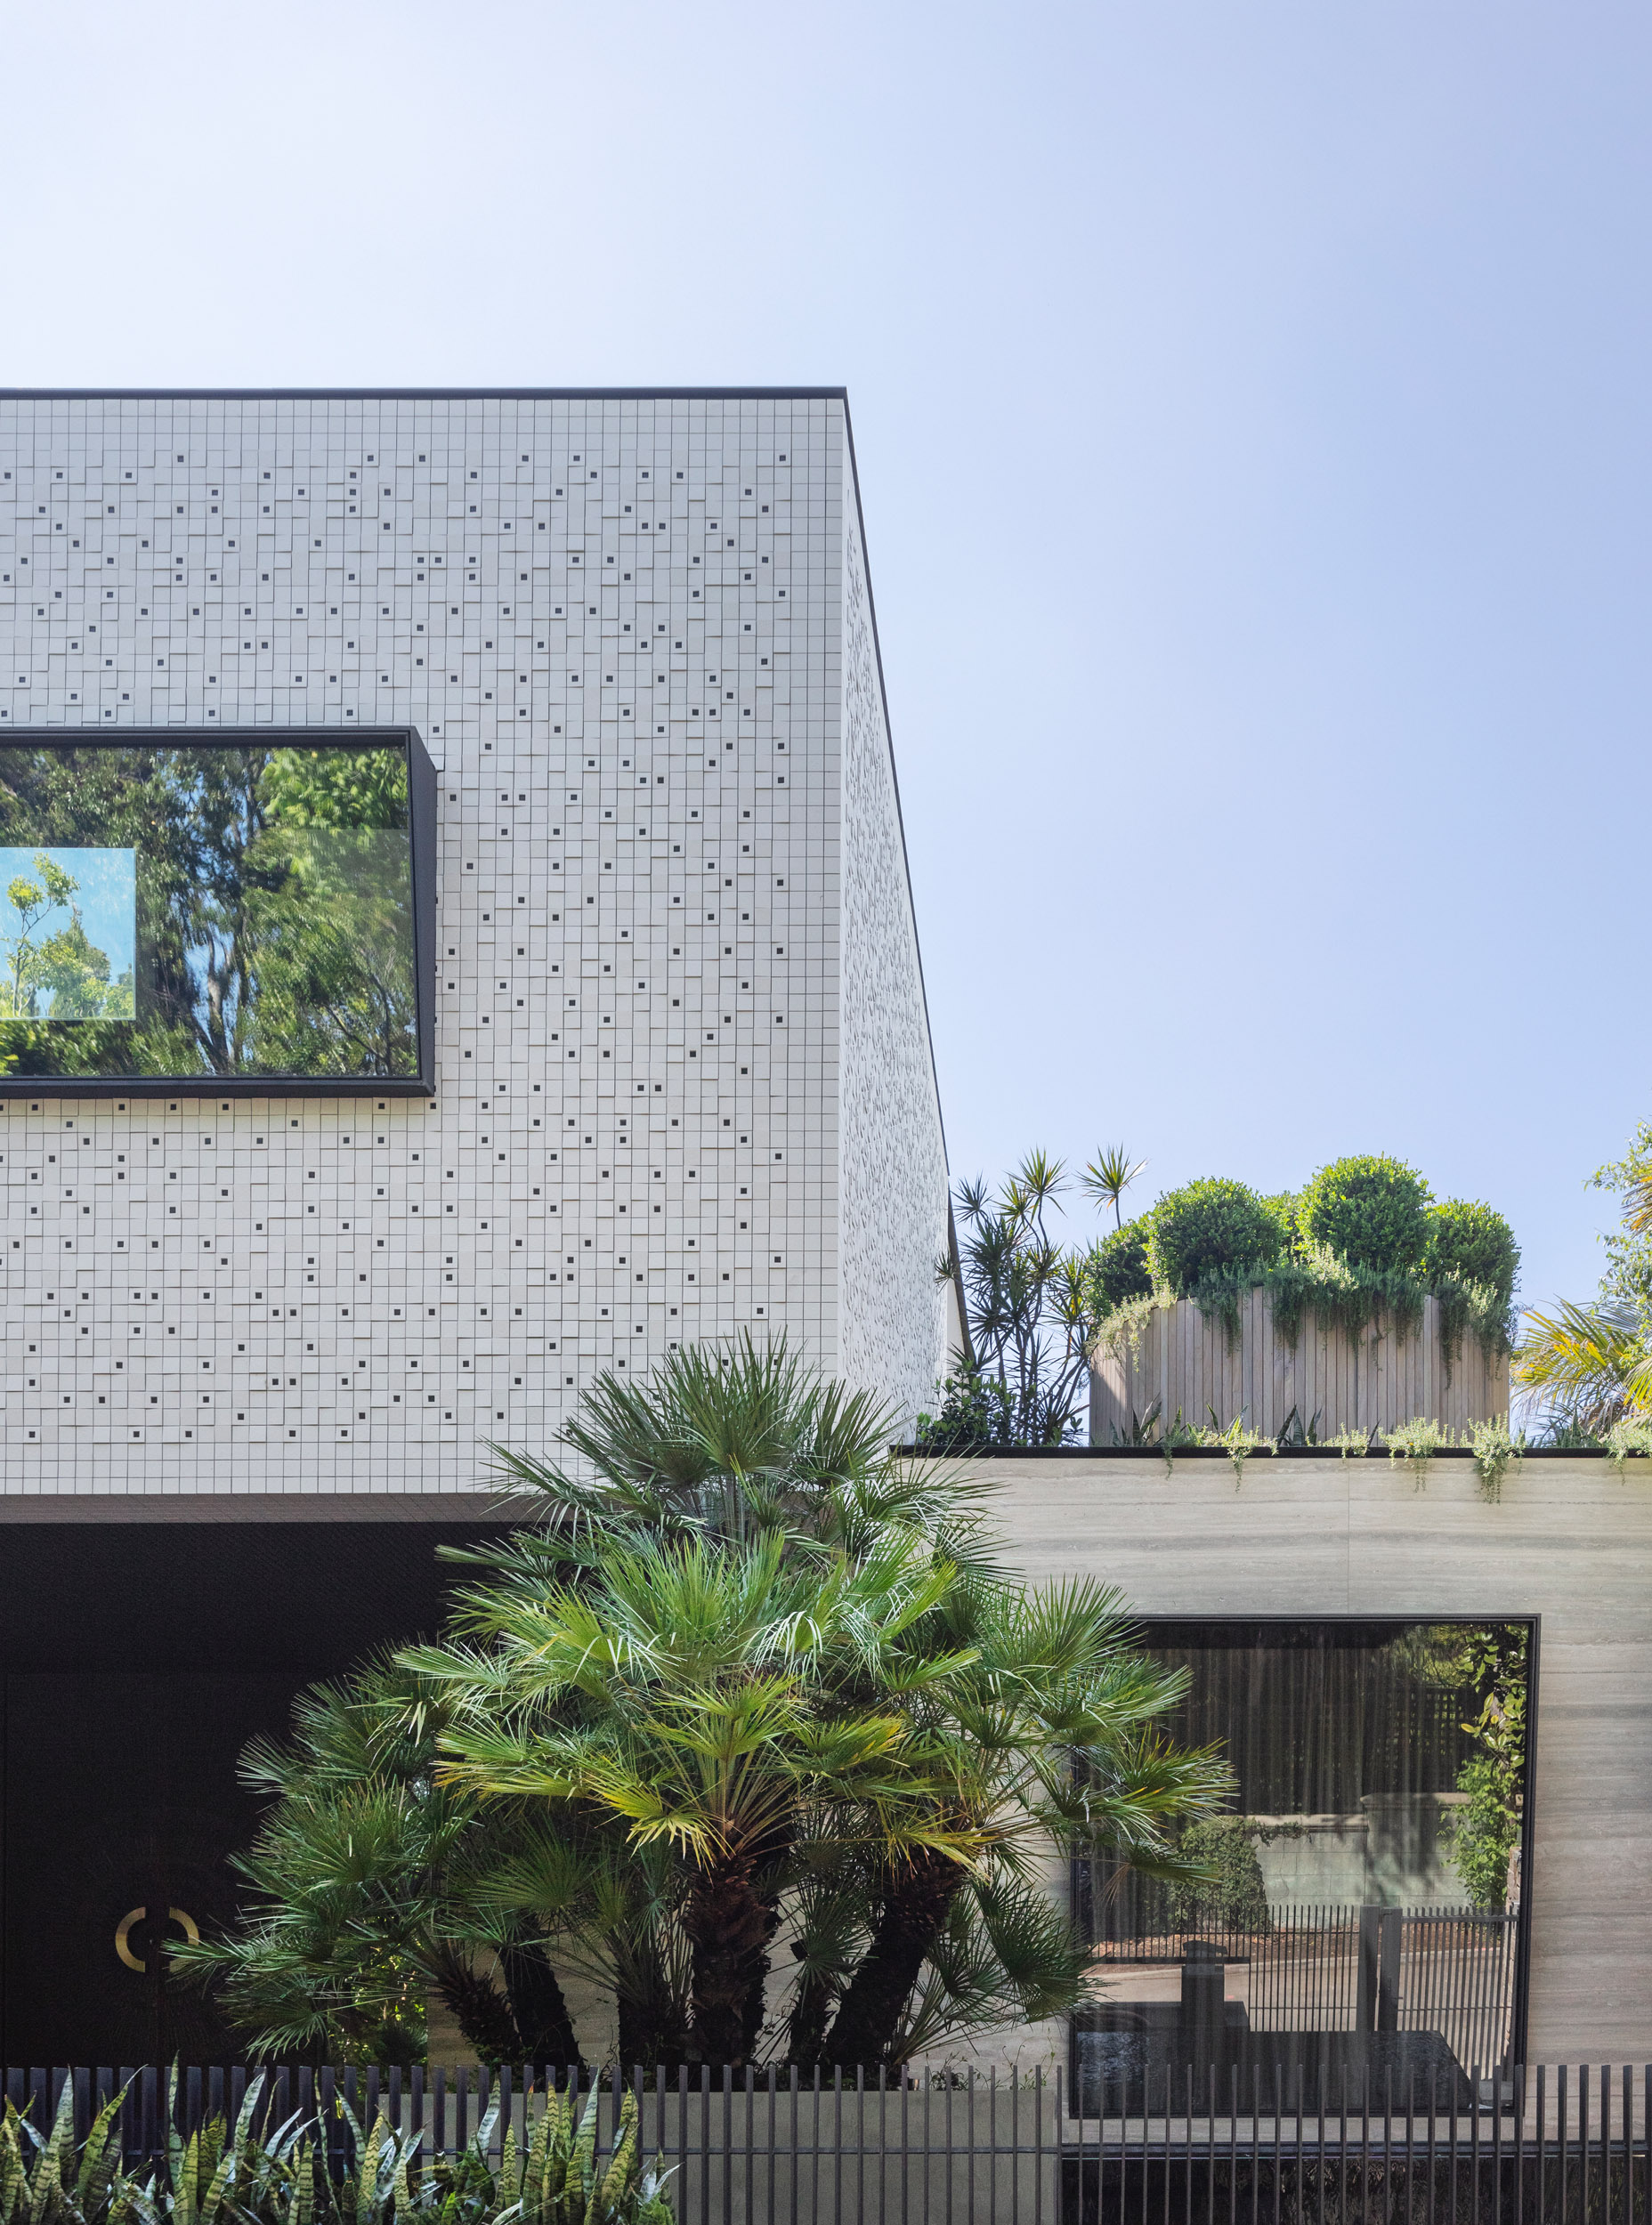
[0,386,849,403]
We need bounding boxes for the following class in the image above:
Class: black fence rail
[6,2059,1652,2223]
[1069,2059,1652,2222]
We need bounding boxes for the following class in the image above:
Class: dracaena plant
[932,1153,1116,1446]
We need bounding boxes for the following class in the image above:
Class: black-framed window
[1074,1618,1536,2098]
[0,730,435,1093]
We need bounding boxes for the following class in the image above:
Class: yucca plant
[938,1153,1111,1445]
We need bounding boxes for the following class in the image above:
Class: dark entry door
[0,1516,515,2067]
[1,1671,300,2065]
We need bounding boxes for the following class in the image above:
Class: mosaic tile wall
[838,499,952,1414]
[0,392,950,1493]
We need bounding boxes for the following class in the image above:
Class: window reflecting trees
[0,741,420,1080]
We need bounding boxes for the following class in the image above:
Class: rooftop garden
[919,1148,1519,1452]
[1094,1153,1518,1372]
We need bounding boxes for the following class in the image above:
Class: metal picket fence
[7,2059,1652,2223]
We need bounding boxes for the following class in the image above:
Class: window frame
[0,725,437,1097]
[1082,1611,1542,2071]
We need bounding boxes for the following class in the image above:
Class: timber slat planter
[1089,1290,1508,1443]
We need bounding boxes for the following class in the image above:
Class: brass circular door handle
[115,1905,200,1972]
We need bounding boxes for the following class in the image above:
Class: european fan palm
[479,1332,967,1564]
[805,1572,1231,2067]
[406,1530,981,2068]
[171,1663,586,2067]
[196,1341,1236,2071]
[419,1343,1231,2067]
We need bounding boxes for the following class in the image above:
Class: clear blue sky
[6,0,1648,1313]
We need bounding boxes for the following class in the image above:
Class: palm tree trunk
[617,1985,692,2071]
[819,1849,961,2069]
[501,1941,584,2071]
[784,1957,834,2067]
[683,1857,774,2067]
[735,1894,783,2062]
[433,1954,525,2065]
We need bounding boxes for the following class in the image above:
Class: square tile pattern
[0,392,950,1492]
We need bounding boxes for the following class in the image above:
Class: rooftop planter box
[1089,1288,1509,1444]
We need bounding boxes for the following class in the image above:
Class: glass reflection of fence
[1248,1906,1361,2032]
[1086,1898,1517,2066]
[1398,1907,1517,2078]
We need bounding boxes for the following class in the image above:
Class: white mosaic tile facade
[838,498,952,1419]
[0,391,950,1493]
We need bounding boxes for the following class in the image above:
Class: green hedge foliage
[1297,1153,1432,1274]
[1146,1177,1284,1293]
[1427,1197,1521,1313]
[1094,1218,1154,1307]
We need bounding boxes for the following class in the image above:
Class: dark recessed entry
[0,1517,513,2064]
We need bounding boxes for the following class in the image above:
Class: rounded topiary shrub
[1094,1218,1153,1309]
[1427,1198,1519,1311]
[1297,1153,1432,1274]
[1146,1178,1284,1293]
[1261,1191,1302,1259]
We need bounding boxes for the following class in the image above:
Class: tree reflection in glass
[0,742,418,1080]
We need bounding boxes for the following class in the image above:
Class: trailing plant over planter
[1204,1412,1269,1486]
[1094,1257,1511,1378]
[1324,1428,1376,1459]
[1384,1417,1445,1485]
[1428,1199,1520,1314]
[1468,1417,1524,1503]
[1606,1418,1652,1469]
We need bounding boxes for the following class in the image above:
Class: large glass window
[1075,1620,1534,2105]
[0,733,433,1089]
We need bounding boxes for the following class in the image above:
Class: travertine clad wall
[0,391,951,1489]
[974,1449,1652,2064]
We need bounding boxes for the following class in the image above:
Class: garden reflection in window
[1073,1620,1534,2100]
[0,742,419,1080]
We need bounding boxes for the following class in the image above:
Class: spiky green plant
[1079,1146,1146,1231]
[0,2076,675,2225]
[0,2077,127,2225]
